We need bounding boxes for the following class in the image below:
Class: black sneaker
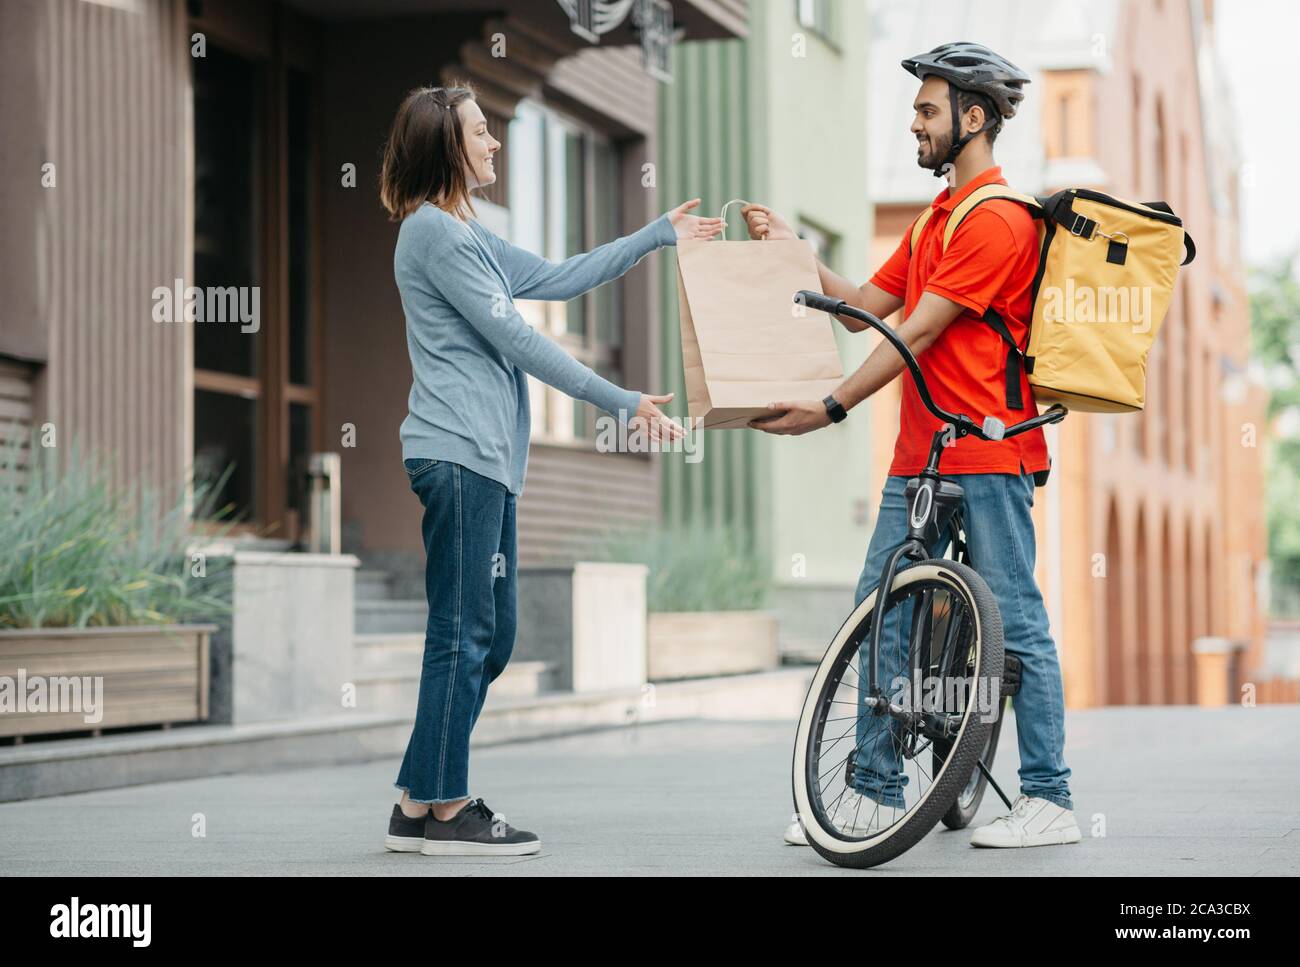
[420,798,541,856]
[384,803,429,853]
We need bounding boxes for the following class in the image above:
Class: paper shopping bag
[675,236,844,429]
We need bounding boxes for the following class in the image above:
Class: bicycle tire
[936,697,1006,829]
[792,559,1004,868]
[932,512,1005,830]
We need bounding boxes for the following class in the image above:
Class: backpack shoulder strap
[907,206,935,256]
[937,185,1044,412]
[940,185,1042,252]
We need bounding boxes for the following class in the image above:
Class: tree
[1250,251,1300,615]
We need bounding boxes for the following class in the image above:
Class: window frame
[188,5,324,539]
[506,98,627,448]
[795,0,839,52]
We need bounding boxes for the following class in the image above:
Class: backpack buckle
[1069,213,1094,239]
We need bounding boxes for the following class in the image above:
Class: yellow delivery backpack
[908,185,1196,413]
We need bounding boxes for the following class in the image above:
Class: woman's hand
[632,392,687,443]
[739,203,796,241]
[666,199,725,241]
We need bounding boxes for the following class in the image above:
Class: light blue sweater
[394,202,677,495]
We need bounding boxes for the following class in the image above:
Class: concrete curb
[0,667,815,802]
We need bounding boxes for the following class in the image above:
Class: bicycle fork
[860,428,956,723]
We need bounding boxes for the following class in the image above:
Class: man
[745,42,1080,850]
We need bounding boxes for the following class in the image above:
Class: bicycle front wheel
[792,559,1004,869]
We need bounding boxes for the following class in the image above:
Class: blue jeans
[850,471,1073,811]
[394,458,517,803]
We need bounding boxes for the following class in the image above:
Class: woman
[378,84,721,856]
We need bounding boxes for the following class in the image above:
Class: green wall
[657,37,768,559]
[658,2,874,598]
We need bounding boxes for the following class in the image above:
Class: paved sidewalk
[1,705,1296,875]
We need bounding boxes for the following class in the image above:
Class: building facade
[0,0,747,579]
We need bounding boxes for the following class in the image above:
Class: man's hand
[740,203,796,241]
[748,400,831,435]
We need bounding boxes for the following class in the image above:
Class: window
[1058,93,1070,157]
[797,218,838,269]
[1130,74,1141,193]
[285,66,317,527]
[192,44,264,522]
[1153,96,1167,200]
[796,0,837,45]
[1182,289,1195,471]
[191,26,321,539]
[507,100,625,444]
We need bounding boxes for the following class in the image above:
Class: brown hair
[379,83,479,222]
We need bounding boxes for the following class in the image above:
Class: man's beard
[916,130,952,172]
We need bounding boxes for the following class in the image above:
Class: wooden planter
[647,611,779,681]
[0,625,215,739]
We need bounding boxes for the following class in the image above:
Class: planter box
[516,562,648,693]
[0,624,215,739]
[219,550,358,725]
[647,611,779,681]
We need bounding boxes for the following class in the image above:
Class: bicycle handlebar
[795,290,1067,442]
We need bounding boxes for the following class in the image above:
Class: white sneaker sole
[786,819,887,845]
[970,826,1082,848]
[420,839,542,856]
[384,834,425,853]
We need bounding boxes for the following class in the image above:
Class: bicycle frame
[794,291,1067,729]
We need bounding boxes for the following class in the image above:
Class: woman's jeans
[394,458,516,803]
[850,471,1074,811]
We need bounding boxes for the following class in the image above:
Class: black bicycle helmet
[902,42,1030,175]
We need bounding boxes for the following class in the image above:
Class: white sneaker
[969,794,1082,848]
[784,814,808,845]
[831,790,896,836]
[784,793,896,846]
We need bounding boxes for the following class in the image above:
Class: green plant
[1251,251,1300,616]
[0,431,236,630]
[599,524,768,613]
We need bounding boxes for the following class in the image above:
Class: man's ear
[963,101,985,136]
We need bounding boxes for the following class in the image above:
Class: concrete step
[354,599,426,635]
[779,639,829,666]
[0,665,811,800]
[354,568,392,601]
[352,633,550,712]
[353,632,422,671]
[0,668,817,801]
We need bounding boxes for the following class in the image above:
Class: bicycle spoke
[818,717,862,754]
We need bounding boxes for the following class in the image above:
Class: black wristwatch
[823,394,847,423]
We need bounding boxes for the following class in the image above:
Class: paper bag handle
[719,198,749,241]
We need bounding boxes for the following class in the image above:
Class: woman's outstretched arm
[425,218,642,421]
[488,199,723,302]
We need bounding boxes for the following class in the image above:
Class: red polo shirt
[870,165,1050,477]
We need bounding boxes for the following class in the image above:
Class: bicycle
[790,290,1067,869]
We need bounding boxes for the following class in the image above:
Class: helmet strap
[933,84,998,179]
